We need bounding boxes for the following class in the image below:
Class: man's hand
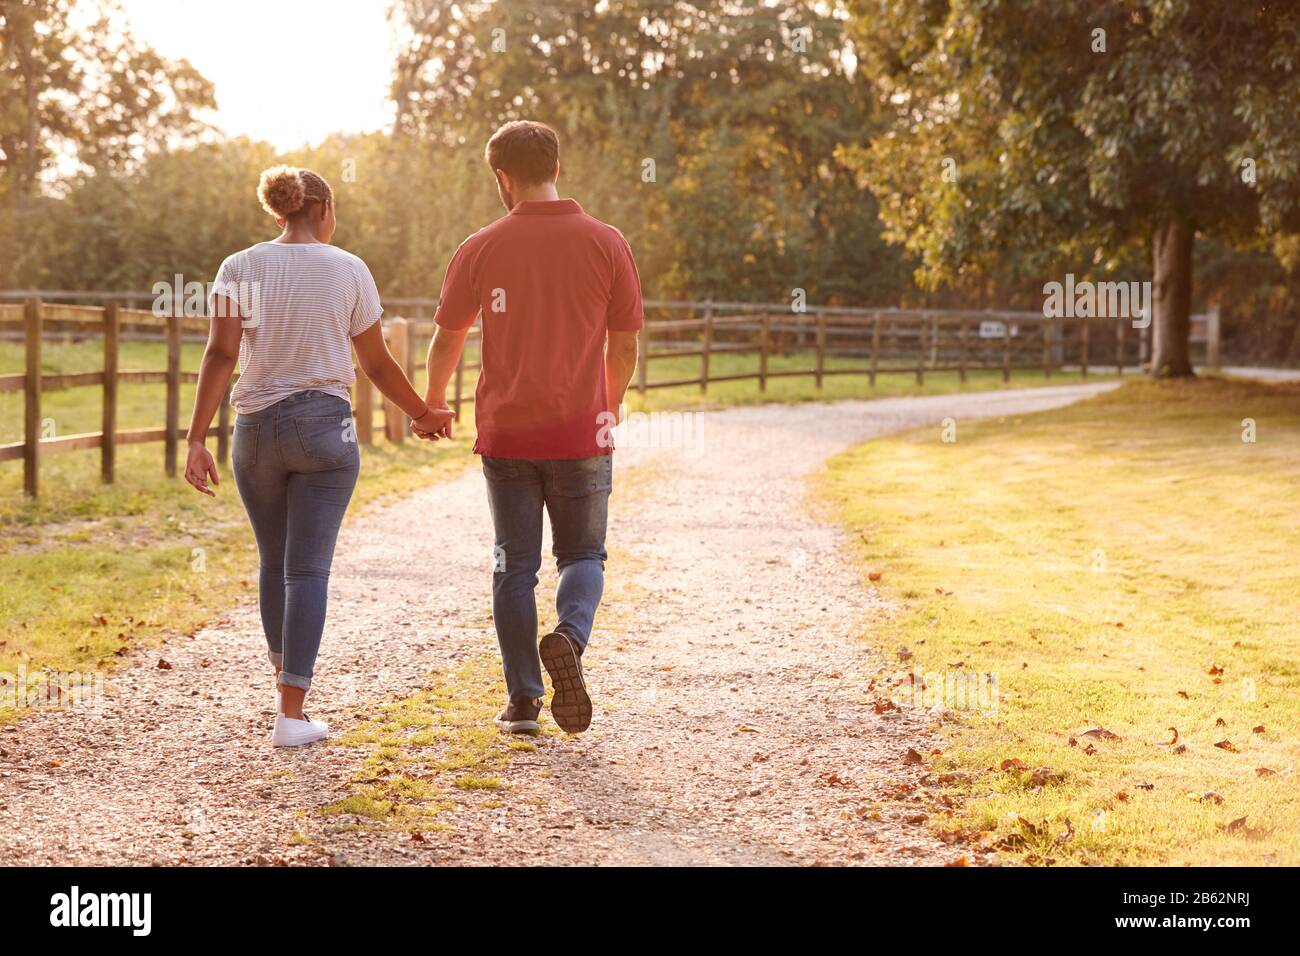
[184,441,219,496]
[411,402,454,441]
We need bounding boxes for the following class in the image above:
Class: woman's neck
[274,223,323,244]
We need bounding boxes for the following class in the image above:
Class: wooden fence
[1,292,1216,498]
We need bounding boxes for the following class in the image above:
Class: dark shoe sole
[540,632,592,734]
[494,718,540,735]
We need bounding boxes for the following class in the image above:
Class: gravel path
[0,383,1116,866]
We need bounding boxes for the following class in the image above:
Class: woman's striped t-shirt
[209,242,383,413]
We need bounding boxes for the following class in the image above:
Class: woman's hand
[184,441,220,496]
[411,403,454,441]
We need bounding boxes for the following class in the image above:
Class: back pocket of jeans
[294,415,352,465]
[551,455,612,497]
[232,421,260,469]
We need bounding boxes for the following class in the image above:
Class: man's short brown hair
[485,121,560,185]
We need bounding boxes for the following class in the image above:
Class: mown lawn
[815,378,1300,865]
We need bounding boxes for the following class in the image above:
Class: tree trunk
[1150,218,1195,378]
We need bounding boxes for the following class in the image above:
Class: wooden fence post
[1206,304,1222,369]
[165,314,181,477]
[102,304,119,483]
[870,316,880,388]
[355,364,373,444]
[958,318,968,383]
[23,297,42,497]
[759,314,770,392]
[814,311,826,389]
[1115,317,1125,376]
[384,317,409,443]
[1002,323,1012,383]
[1042,319,1053,378]
[637,325,648,395]
[1080,317,1090,379]
[915,318,925,386]
[216,383,231,465]
[700,301,713,393]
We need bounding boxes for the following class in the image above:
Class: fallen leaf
[903,748,924,766]
[156,658,172,670]
[410,832,426,843]
[1252,725,1265,734]
[1176,690,1189,699]
[943,855,968,867]
[1255,767,1276,777]
[1201,792,1224,805]
[868,571,883,582]
[1213,739,1239,753]
[1165,727,1180,746]
[1080,727,1120,741]
[1056,818,1075,845]
[1172,744,1186,754]
[1206,664,1224,676]
[1000,758,1028,772]
[1115,791,1130,802]
[819,771,855,788]
[1215,717,1226,727]
[1030,767,1060,787]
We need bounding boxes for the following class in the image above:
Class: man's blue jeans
[481,454,612,700]
[232,390,360,691]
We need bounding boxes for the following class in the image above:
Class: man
[417,120,643,735]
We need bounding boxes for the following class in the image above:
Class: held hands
[184,441,219,496]
[411,402,454,441]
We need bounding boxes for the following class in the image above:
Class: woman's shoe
[272,713,328,747]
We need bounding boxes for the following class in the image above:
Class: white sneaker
[272,714,328,747]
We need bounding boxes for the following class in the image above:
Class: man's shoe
[495,696,542,734]
[540,631,592,734]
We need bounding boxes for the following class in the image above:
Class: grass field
[815,377,1300,865]
[0,333,1106,719]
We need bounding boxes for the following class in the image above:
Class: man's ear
[494,168,510,191]
[554,160,561,184]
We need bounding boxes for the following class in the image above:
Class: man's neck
[513,182,562,204]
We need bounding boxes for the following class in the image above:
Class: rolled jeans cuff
[278,670,312,691]
[268,651,284,669]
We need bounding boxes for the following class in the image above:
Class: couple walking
[183,121,643,747]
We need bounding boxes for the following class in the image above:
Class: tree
[842,0,1300,376]
[388,0,913,303]
[0,0,214,286]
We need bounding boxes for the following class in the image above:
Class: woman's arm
[351,321,452,437]
[183,294,242,496]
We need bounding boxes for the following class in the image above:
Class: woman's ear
[275,216,286,229]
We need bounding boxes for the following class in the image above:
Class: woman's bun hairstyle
[257,166,332,219]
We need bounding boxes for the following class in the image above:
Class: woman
[183,165,450,747]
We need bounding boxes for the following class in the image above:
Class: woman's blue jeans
[232,391,359,691]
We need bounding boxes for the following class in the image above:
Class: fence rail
[1,292,1218,498]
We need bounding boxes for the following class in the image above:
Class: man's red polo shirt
[433,198,644,459]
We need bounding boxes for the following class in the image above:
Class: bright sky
[118,0,397,150]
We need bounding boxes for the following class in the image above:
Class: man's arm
[421,324,472,438]
[605,329,639,418]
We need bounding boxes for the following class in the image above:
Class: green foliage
[845,0,1300,283]
[2,0,916,304]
